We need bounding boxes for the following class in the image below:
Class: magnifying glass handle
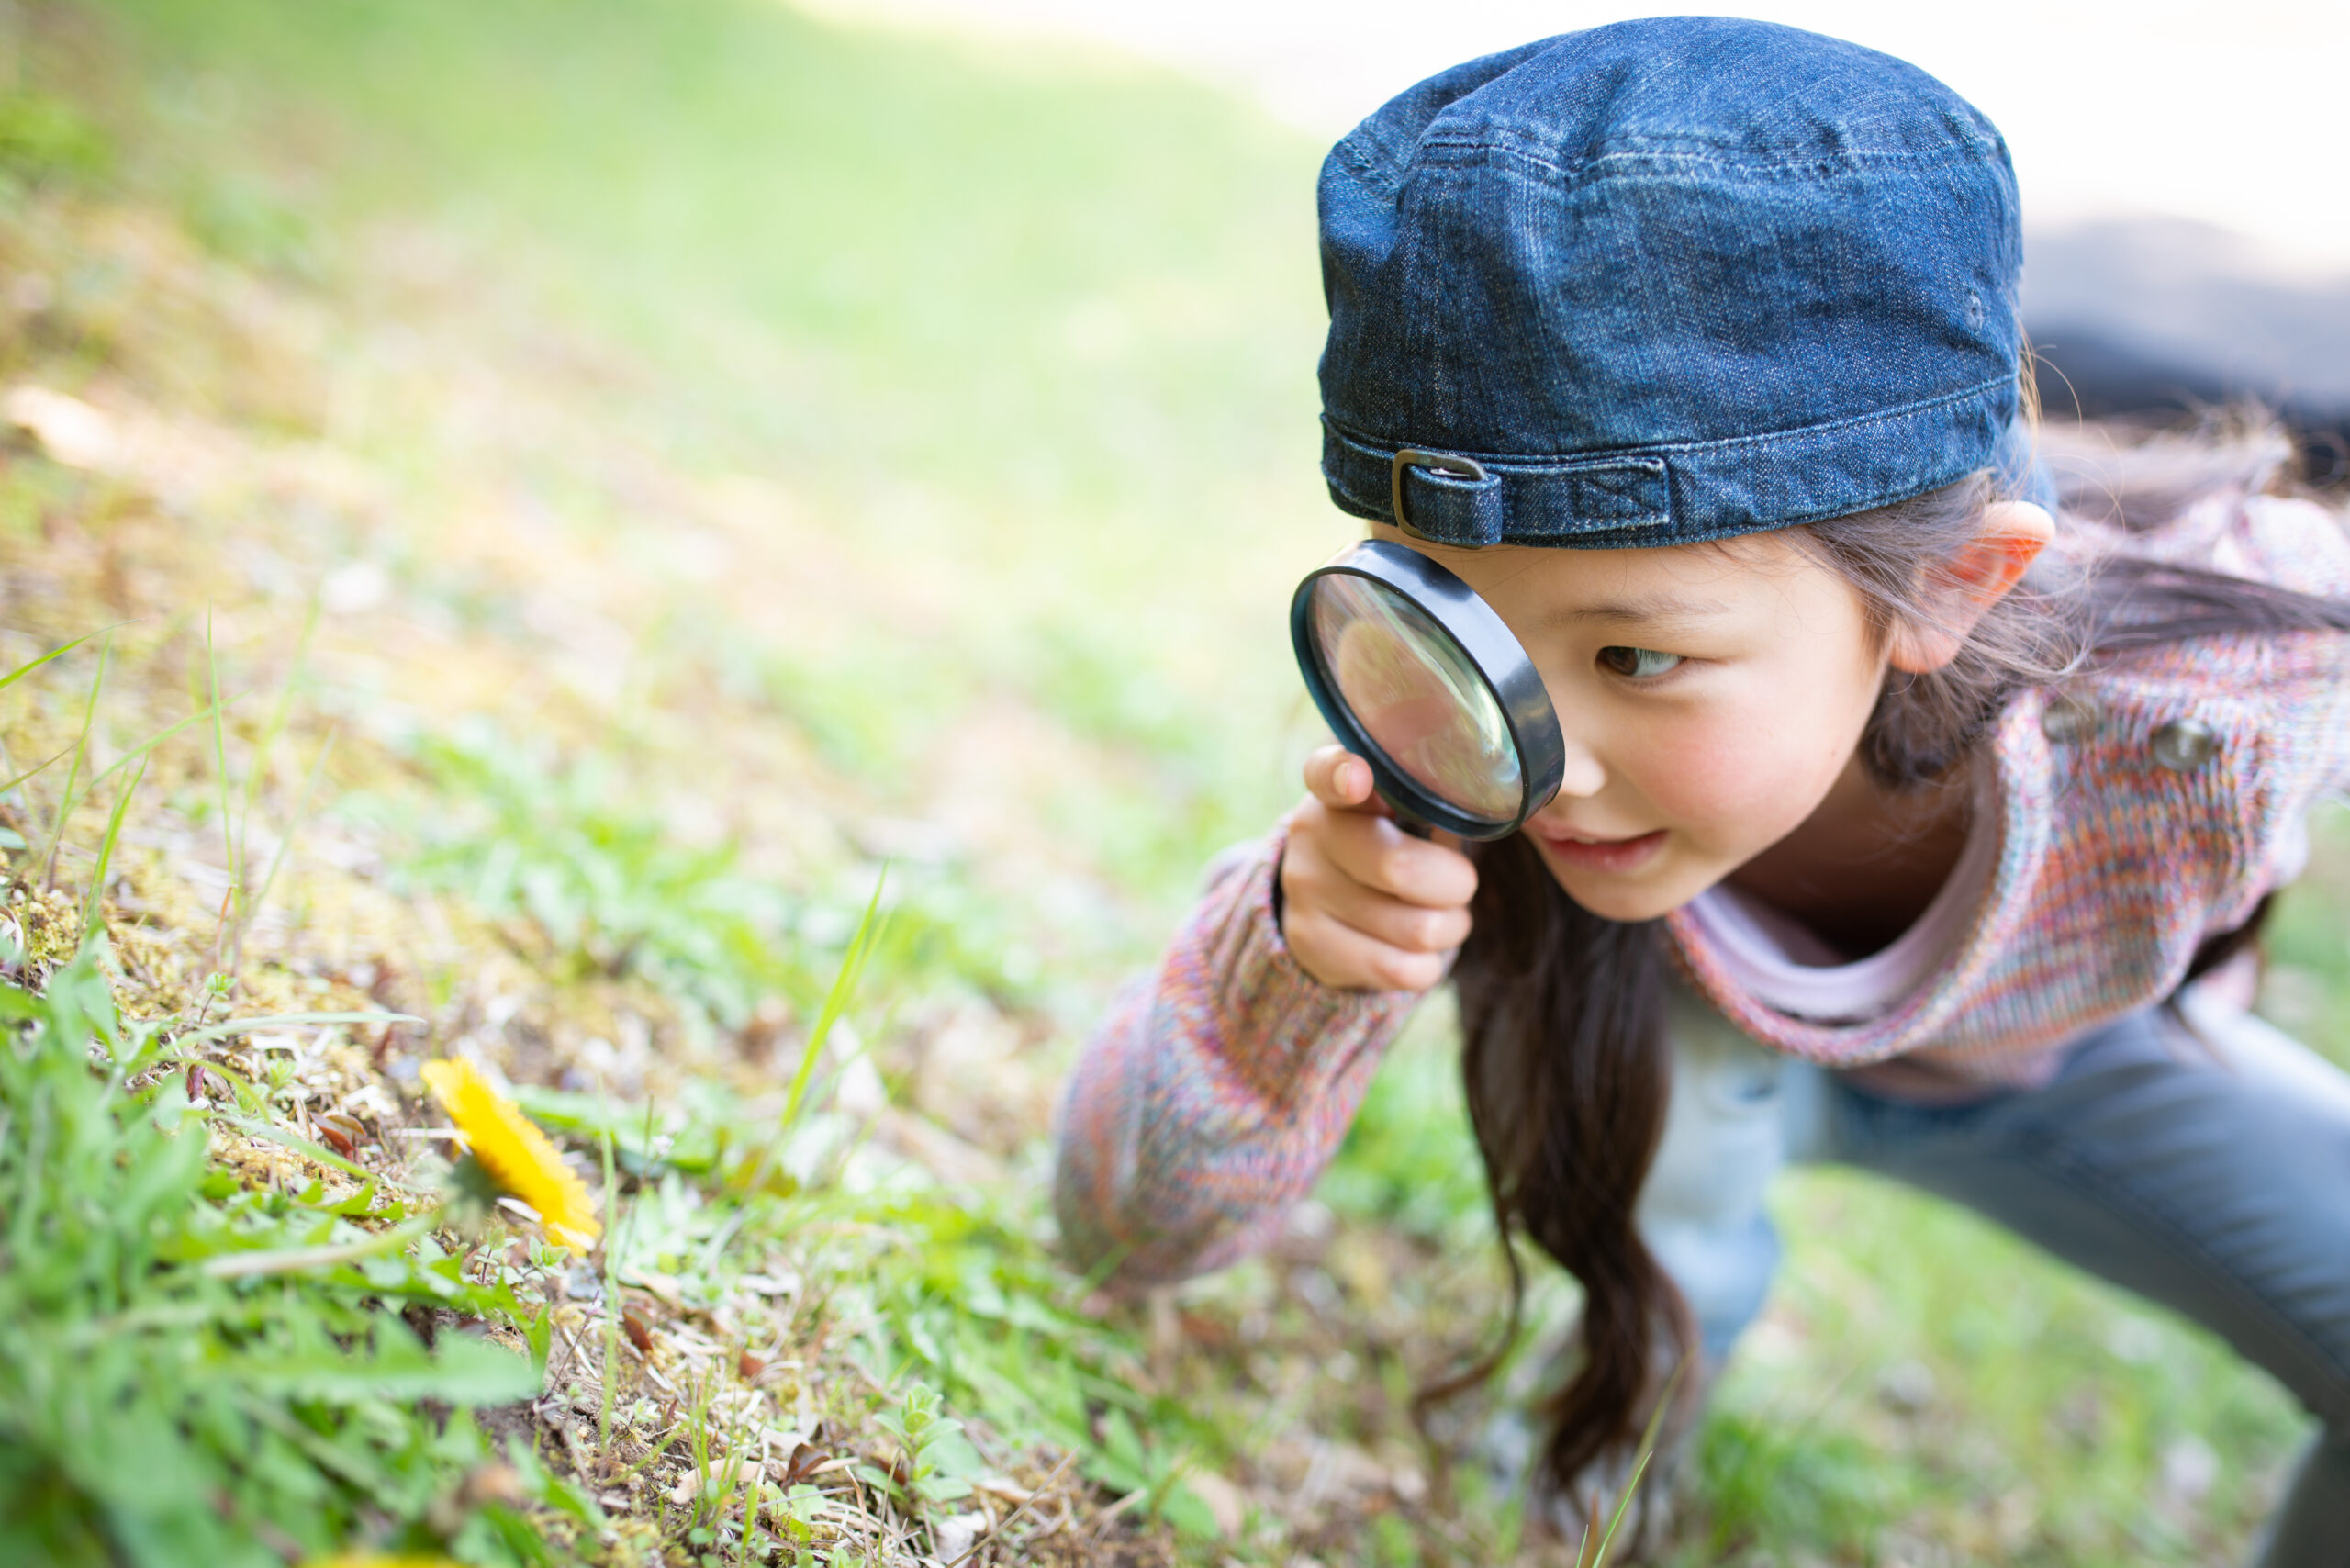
[1391,806,1436,841]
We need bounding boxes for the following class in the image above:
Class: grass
[1,0,2346,1563]
[0,895,567,1565]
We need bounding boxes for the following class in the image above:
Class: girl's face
[1371,522,1890,923]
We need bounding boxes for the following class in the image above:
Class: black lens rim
[1290,540,1565,841]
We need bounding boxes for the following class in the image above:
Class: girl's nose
[1552,734,1606,800]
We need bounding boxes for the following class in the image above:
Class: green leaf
[1159,1480,1221,1540]
[240,1327,537,1406]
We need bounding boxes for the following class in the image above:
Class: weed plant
[0,904,574,1565]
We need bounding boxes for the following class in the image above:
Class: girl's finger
[1285,905,1452,992]
[1306,870,1474,954]
[1301,745,1381,812]
[1317,807,1479,908]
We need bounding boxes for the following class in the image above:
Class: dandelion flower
[420,1058,601,1250]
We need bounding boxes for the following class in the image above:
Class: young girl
[1053,17,2350,1562]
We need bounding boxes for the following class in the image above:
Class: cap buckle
[1390,448,1490,543]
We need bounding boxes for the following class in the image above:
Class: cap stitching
[1412,138,2007,188]
[1323,374,2012,472]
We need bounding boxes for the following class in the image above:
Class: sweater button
[2041,694,2098,743]
[2152,719,2217,771]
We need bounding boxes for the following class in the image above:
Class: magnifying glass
[1290,540,1565,840]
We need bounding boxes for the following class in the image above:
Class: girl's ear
[1887,500,2054,673]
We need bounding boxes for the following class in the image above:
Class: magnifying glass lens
[1306,573,1524,822]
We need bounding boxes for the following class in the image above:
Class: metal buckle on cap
[1390,448,1490,543]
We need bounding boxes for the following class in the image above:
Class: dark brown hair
[1442,416,2350,1512]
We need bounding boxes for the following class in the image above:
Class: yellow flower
[420,1058,602,1251]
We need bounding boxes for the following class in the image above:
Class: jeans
[1640,988,2350,1567]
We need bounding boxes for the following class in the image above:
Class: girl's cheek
[1628,727,1739,820]
[1627,704,1848,841]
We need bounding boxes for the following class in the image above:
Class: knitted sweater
[1054,493,2350,1287]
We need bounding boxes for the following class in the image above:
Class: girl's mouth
[1531,825,1668,875]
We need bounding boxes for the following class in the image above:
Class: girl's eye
[1595,646,1684,679]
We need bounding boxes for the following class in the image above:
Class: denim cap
[1318,17,2031,549]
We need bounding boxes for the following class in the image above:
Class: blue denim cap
[1318,17,2028,549]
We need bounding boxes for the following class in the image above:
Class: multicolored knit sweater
[1054,493,2350,1287]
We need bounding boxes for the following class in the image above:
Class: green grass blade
[216,1109,421,1188]
[27,693,248,902]
[86,694,244,794]
[232,596,319,900]
[0,735,84,799]
[201,1215,433,1278]
[81,752,147,939]
[171,1009,421,1051]
[0,628,102,696]
[777,866,890,1134]
[207,609,241,948]
[599,1121,620,1450]
[39,626,111,890]
[1590,1360,1686,1565]
[229,723,336,972]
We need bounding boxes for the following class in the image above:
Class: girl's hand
[1280,745,1479,991]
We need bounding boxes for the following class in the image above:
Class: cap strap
[1390,449,1496,543]
[1331,420,1670,546]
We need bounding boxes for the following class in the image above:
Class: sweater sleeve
[1052,825,1422,1292]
